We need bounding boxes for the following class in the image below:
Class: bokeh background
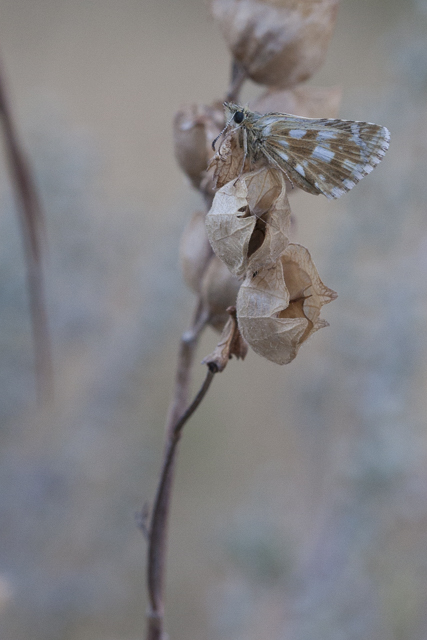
[1,1,427,639]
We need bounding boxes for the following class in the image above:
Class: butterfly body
[222,102,390,199]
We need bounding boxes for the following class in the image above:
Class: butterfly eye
[233,111,244,124]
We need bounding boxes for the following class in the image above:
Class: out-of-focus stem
[145,301,209,640]
[226,59,247,104]
[0,56,52,402]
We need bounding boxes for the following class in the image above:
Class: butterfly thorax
[224,103,266,161]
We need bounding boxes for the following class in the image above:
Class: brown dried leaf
[202,307,248,372]
[211,0,340,89]
[237,243,337,364]
[180,210,214,294]
[205,167,290,277]
[208,132,252,190]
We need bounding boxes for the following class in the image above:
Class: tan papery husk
[211,0,340,89]
[237,243,337,364]
[174,102,224,190]
[205,167,290,277]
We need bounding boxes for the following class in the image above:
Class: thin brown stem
[146,369,215,635]
[0,56,53,402]
[144,306,246,640]
[145,300,209,640]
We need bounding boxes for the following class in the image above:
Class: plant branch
[146,366,216,630]
[144,306,246,640]
[145,300,209,640]
[0,56,53,402]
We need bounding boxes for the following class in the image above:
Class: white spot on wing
[343,179,356,189]
[331,186,345,198]
[351,123,360,137]
[288,129,307,139]
[295,163,305,177]
[316,131,337,142]
[312,145,335,162]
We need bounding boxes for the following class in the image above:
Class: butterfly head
[223,102,249,127]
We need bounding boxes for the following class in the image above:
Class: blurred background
[0,1,427,639]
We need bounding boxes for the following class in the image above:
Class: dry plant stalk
[0,57,52,401]
[145,0,389,637]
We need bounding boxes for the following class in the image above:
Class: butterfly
[213,102,390,199]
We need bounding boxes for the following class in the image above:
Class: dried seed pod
[174,102,224,189]
[211,0,340,89]
[200,256,241,331]
[180,210,214,294]
[205,167,290,277]
[208,133,251,191]
[250,85,342,119]
[237,243,337,364]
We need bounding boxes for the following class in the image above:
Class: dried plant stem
[0,56,52,401]
[146,300,211,640]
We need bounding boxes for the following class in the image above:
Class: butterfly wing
[256,113,390,199]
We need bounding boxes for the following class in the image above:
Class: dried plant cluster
[174,0,341,364]
[147,3,391,638]
[175,0,343,365]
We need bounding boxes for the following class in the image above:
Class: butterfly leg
[233,127,248,185]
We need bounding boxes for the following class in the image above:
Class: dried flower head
[205,167,290,277]
[211,0,340,89]
[236,243,337,364]
[174,102,224,191]
[208,132,252,191]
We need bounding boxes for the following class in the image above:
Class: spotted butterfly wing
[223,104,390,200]
[258,114,390,199]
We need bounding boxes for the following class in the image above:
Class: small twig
[0,56,53,402]
[145,306,246,640]
[145,300,208,640]
[146,369,215,640]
